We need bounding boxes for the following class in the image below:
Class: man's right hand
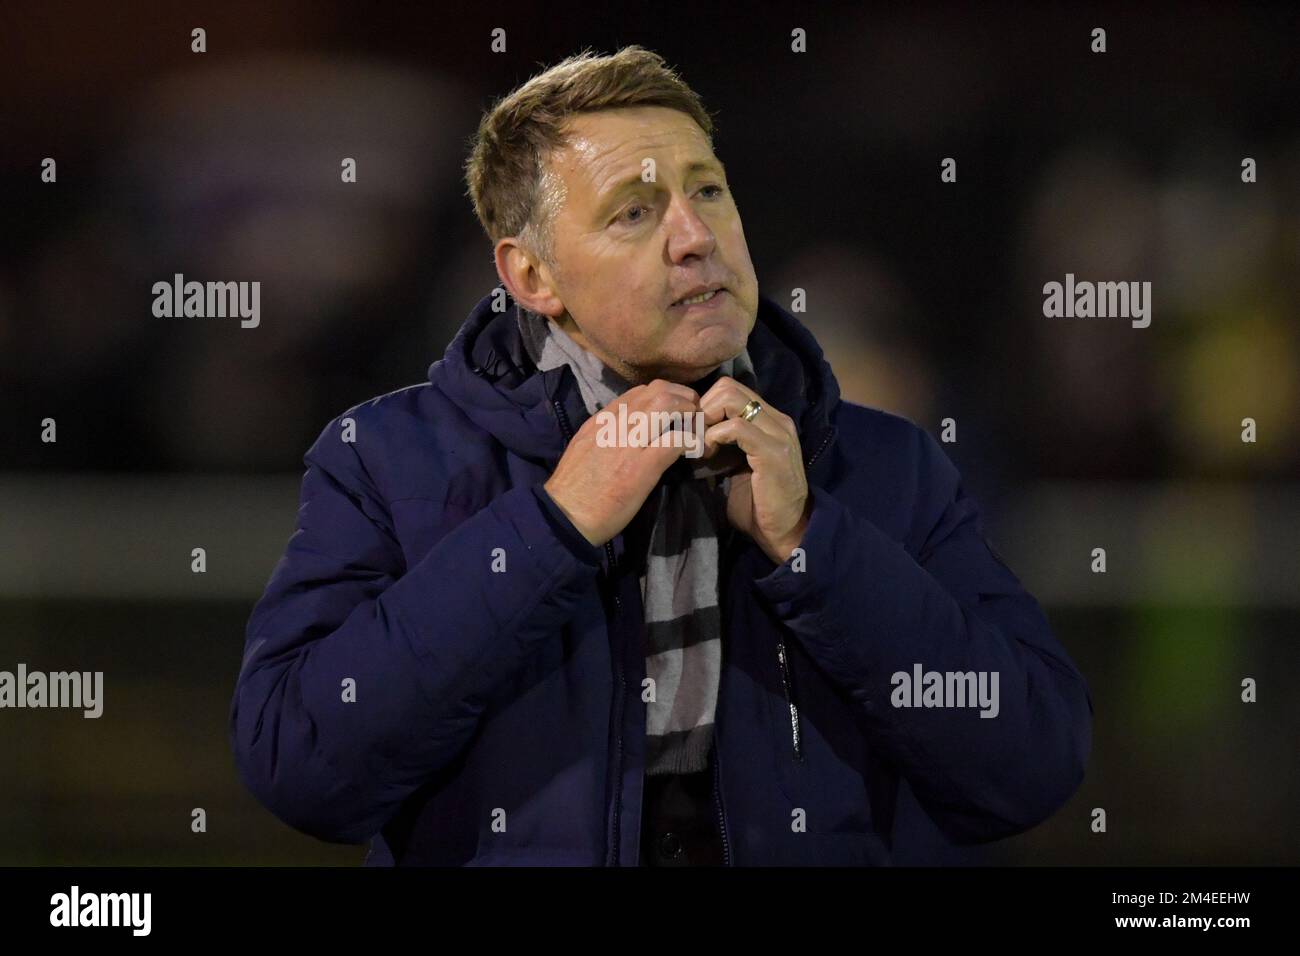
[544,379,700,546]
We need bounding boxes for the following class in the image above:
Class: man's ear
[495,238,565,320]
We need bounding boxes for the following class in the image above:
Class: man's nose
[665,194,717,261]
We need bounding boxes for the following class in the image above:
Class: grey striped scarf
[518,307,757,775]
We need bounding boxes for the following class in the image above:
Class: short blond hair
[463,45,716,268]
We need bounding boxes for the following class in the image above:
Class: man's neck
[554,315,726,387]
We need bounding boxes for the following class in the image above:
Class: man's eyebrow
[593,159,727,215]
[682,158,726,178]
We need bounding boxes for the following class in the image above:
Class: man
[229,45,1093,866]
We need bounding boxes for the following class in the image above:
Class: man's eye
[614,186,723,226]
[621,204,647,223]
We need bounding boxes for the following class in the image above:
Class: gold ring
[740,399,763,422]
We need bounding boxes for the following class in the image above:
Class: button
[658,832,683,859]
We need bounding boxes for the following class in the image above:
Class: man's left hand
[699,376,811,565]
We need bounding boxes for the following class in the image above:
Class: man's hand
[700,376,811,565]
[544,380,699,546]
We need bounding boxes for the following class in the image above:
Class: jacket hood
[429,285,842,471]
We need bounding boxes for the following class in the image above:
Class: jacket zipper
[712,742,733,866]
[553,398,626,866]
[706,422,832,861]
[776,638,804,762]
[804,424,834,468]
[769,422,833,764]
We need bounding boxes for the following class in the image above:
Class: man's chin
[690,319,749,361]
[657,331,749,383]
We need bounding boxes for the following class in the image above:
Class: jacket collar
[430,285,842,477]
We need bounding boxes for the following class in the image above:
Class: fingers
[608,379,703,451]
[703,416,785,463]
[699,376,797,441]
[594,379,697,427]
[585,376,802,467]
[587,385,700,472]
[700,374,758,408]
[624,379,699,411]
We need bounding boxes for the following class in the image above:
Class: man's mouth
[671,285,727,308]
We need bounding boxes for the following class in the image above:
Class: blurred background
[1,1,1296,864]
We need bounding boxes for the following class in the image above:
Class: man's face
[524,106,759,384]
